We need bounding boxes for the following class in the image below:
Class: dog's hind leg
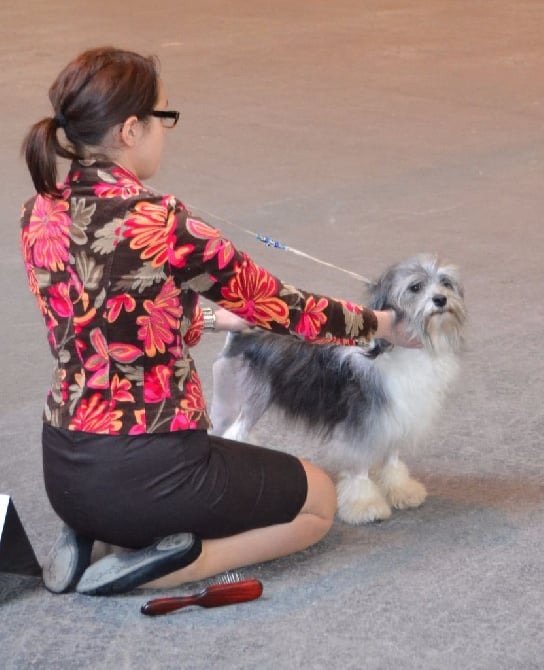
[375,454,427,510]
[336,471,392,524]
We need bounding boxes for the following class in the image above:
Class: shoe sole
[76,533,202,596]
[42,529,93,594]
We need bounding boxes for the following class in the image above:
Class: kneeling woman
[20,47,420,595]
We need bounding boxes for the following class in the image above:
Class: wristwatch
[201,306,216,331]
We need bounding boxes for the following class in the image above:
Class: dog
[210,254,466,524]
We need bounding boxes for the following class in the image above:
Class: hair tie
[53,112,67,129]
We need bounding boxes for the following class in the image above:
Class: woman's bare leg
[144,459,337,588]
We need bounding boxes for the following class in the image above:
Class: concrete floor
[1,1,543,669]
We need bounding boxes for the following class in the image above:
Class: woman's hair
[22,47,160,197]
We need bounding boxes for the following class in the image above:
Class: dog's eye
[409,282,422,293]
[441,279,454,290]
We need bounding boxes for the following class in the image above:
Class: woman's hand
[213,308,253,332]
[374,310,422,349]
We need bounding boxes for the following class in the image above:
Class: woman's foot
[76,533,202,596]
[42,525,94,593]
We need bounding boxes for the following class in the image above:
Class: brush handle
[140,579,263,616]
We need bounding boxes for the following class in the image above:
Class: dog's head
[366,254,466,356]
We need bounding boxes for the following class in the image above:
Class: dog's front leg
[375,454,427,510]
[335,471,392,524]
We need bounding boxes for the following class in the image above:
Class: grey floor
[1,1,543,668]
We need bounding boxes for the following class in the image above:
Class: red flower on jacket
[170,409,198,431]
[105,294,136,323]
[48,282,74,318]
[186,218,234,269]
[144,365,172,403]
[129,409,146,435]
[183,305,204,348]
[94,168,143,199]
[218,255,289,329]
[124,201,194,269]
[111,374,135,403]
[69,393,123,433]
[84,328,143,389]
[294,296,328,339]
[179,371,206,416]
[136,277,183,357]
[26,196,70,271]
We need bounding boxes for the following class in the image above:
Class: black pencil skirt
[42,425,308,548]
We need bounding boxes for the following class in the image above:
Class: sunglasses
[150,110,180,128]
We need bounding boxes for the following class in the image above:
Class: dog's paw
[336,474,392,524]
[376,459,427,510]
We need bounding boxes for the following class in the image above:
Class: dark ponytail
[22,118,72,197]
[22,47,160,197]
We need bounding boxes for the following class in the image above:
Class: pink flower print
[219,255,289,329]
[73,308,97,335]
[144,365,172,403]
[48,282,74,318]
[85,328,143,388]
[94,168,143,199]
[124,201,181,268]
[186,218,234,269]
[179,371,206,416]
[111,374,135,403]
[20,227,33,267]
[182,306,204,348]
[27,196,70,271]
[136,277,182,357]
[69,393,122,434]
[84,328,110,389]
[105,294,136,323]
[167,239,195,269]
[129,409,147,435]
[294,296,329,339]
[170,409,198,431]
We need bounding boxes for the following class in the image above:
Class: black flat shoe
[76,533,202,596]
[42,525,94,594]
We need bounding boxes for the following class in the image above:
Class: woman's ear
[119,115,141,147]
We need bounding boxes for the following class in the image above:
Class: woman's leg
[144,458,337,588]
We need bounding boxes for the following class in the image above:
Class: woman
[20,47,420,596]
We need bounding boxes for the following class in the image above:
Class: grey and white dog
[210,254,466,524]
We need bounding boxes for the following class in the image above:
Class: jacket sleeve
[168,199,378,345]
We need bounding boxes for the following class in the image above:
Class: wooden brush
[140,578,263,616]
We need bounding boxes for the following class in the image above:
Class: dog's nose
[432,295,447,308]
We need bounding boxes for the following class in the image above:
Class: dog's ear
[366,280,384,310]
[365,273,403,354]
[367,275,394,311]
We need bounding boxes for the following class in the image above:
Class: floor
[1,1,543,668]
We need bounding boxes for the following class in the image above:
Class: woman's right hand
[374,311,422,349]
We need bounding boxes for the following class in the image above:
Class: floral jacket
[20,160,378,435]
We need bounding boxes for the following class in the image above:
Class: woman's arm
[206,307,420,347]
[172,203,419,348]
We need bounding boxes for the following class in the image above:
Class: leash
[186,203,372,285]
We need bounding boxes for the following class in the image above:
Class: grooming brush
[140,578,263,616]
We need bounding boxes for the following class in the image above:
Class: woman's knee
[299,458,337,521]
